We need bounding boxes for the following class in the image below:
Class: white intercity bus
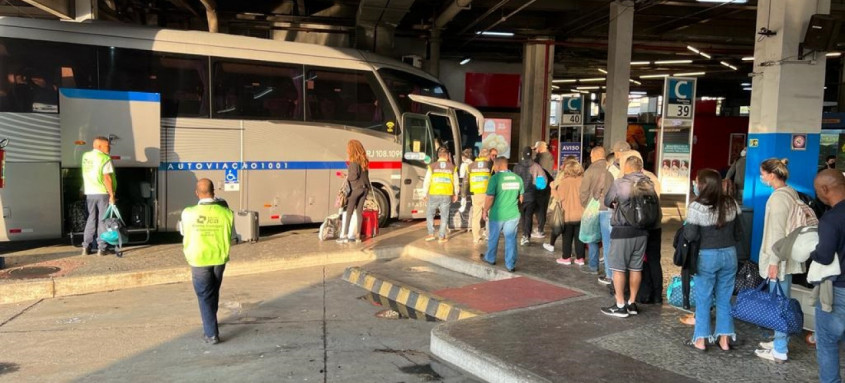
[0,17,483,241]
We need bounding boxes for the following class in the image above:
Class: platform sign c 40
[561,96,583,126]
[663,77,696,120]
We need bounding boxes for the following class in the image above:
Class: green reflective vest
[181,203,234,267]
[81,150,116,195]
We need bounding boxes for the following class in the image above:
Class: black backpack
[617,177,660,229]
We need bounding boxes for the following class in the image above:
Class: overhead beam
[19,0,73,20]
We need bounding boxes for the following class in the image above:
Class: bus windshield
[377,68,448,115]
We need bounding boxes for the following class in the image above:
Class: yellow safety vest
[428,160,457,196]
[181,203,234,267]
[468,157,492,194]
[81,150,116,195]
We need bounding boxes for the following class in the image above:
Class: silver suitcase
[234,210,259,243]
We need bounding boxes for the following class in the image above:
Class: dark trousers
[82,194,109,251]
[343,188,367,239]
[192,264,226,338]
[520,197,536,236]
[561,222,585,260]
[638,228,664,303]
[534,191,550,233]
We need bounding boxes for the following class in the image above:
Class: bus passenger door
[399,113,435,219]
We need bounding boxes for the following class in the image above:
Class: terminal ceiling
[5,0,845,99]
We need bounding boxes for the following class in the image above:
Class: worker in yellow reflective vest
[81,136,116,256]
[180,178,233,345]
[468,148,493,245]
[423,146,459,243]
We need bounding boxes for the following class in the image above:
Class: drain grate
[4,266,61,279]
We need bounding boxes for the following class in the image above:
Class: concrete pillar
[519,38,554,156]
[604,1,634,150]
[745,0,830,261]
[429,28,442,78]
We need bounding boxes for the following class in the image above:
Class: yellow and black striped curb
[343,267,482,321]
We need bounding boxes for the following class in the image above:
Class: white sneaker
[531,231,546,239]
[556,258,572,265]
[758,341,773,350]
[755,348,786,364]
[520,236,529,246]
[542,243,555,252]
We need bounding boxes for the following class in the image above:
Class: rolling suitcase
[361,209,379,238]
[448,199,472,230]
[234,210,259,243]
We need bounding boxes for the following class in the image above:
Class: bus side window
[99,48,209,118]
[211,59,303,121]
[0,37,97,113]
[304,68,395,132]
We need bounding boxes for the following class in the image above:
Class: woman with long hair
[683,169,741,352]
[544,160,585,265]
[755,158,802,363]
[338,140,371,243]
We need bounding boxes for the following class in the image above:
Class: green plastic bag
[99,204,128,247]
[578,198,601,243]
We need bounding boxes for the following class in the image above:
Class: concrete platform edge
[431,324,551,383]
[0,246,404,305]
[342,266,482,321]
[402,244,515,281]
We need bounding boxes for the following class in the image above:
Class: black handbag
[672,226,700,274]
[734,261,764,294]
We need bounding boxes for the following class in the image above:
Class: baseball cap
[611,140,631,153]
[522,146,533,160]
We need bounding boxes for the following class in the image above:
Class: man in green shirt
[481,157,524,272]
[81,136,116,256]
[181,178,233,345]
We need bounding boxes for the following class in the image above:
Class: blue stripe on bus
[159,161,348,171]
[59,88,161,102]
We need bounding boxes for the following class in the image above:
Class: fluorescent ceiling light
[551,85,560,90]
[742,57,754,61]
[598,68,608,74]
[743,87,752,91]
[697,0,747,3]
[640,74,670,79]
[674,72,705,76]
[576,86,601,90]
[700,52,712,59]
[631,61,651,66]
[476,31,515,37]
[687,46,700,54]
[720,61,738,70]
[579,78,606,82]
[553,79,577,83]
[630,91,647,95]
[827,52,842,57]
[741,82,751,86]
[459,57,471,65]
[629,79,642,85]
[654,60,693,64]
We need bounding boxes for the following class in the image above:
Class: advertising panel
[481,118,512,159]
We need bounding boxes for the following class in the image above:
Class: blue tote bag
[731,280,804,335]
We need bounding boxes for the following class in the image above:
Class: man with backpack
[602,156,660,318]
[514,146,548,245]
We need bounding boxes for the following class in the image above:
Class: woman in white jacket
[755,158,803,364]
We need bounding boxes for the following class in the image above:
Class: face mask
[693,182,700,197]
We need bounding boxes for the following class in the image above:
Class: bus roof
[0,16,439,81]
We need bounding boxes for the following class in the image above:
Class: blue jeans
[816,286,845,383]
[692,246,737,343]
[598,210,612,278]
[484,218,519,270]
[192,264,226,338]
[426,195,452,238]
[82,194,110,251]
[769,275,792,357]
